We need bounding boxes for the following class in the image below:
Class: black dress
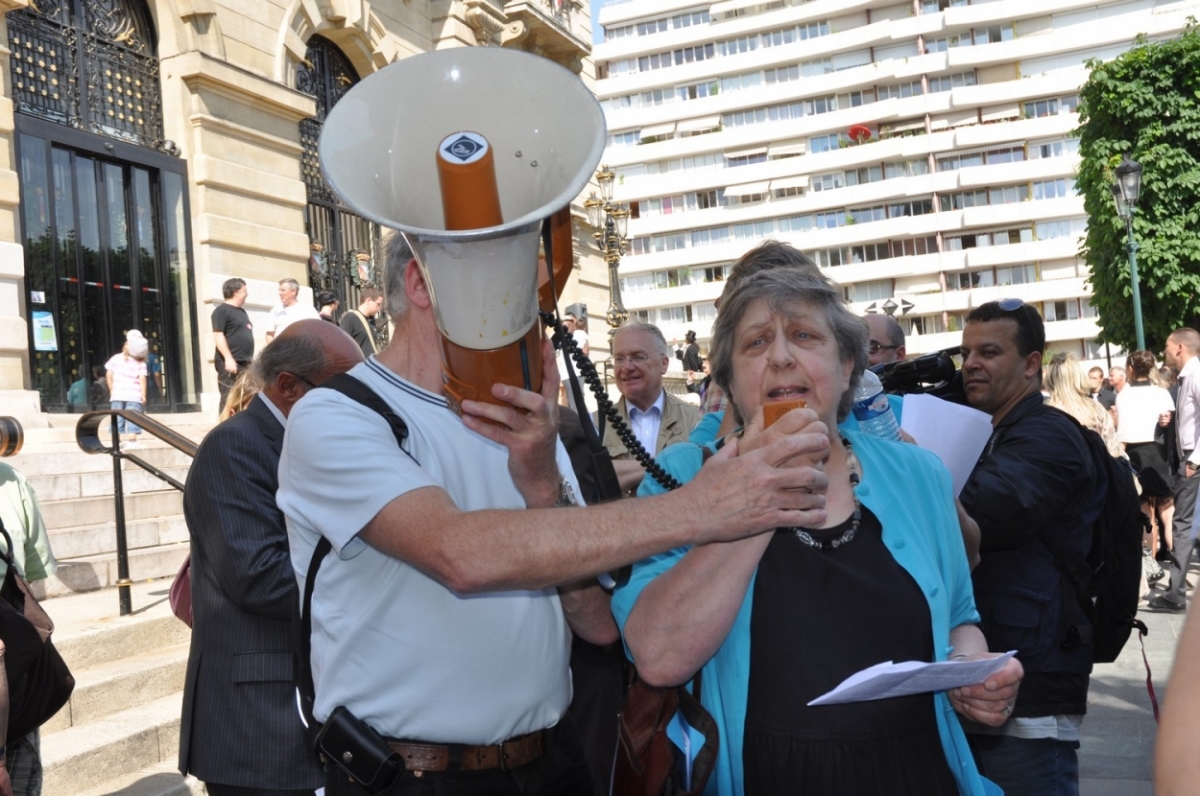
[742,508,959,796]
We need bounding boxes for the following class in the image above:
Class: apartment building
[592,0,1191,363]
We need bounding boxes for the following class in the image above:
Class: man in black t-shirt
[212,278,254,409]
[338,287,384,358]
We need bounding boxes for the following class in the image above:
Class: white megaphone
[319,48,607,415]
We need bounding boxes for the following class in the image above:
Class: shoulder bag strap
[294,373,413,745]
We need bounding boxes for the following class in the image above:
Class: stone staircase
[11,413,216,793]
[10,413,213,600]
[39,580,203,795]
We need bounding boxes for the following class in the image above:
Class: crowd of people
[163,235,1200,796]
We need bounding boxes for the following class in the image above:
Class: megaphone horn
[318,48,607,415]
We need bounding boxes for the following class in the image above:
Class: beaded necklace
[788,434,861,550]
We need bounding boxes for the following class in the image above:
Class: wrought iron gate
[296,35,387,346]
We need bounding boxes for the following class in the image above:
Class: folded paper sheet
[808,651,1017,706]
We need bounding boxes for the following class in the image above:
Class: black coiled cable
[542,310,683,492]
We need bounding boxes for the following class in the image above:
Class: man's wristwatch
[553,478,579,508]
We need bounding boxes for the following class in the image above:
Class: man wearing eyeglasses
[601,321,700,494]
[957,299,1102,796]
[180,319,364,796]
[865,313,906,367]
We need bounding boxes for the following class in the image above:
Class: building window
[845,280,894,303]
[726,152,767,167]
[886,160,930,178]
[1032,178,1073,200]
[878,80,924,100]
[949,270,996,291]
[927,71,977,92]
[1043,300,1080,322]
[997,264,1037,286]
[1029,138,1080,159]
[1035,218,1085,239]
[810,132,848,153]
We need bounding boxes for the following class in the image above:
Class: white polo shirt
[278,358,576,744]
[268,301,320,336]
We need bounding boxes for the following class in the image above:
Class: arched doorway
[10,0,201,413]
[296,35,387,347]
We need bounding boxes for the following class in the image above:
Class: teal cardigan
[611,428,995,796]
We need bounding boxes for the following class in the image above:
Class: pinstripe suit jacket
[178,396,322,789]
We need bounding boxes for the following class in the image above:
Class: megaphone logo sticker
[441,132,489,164]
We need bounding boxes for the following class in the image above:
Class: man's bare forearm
[612,459,645,493]
[213,331,236,367]
[361,435,827,595]
[558,579,618,645]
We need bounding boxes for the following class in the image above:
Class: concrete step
[44,579,189,669]
[35,543,190,599]
[75,758,205,796]
[10,445,197,478]
[41,490,185,530]
[49,515,189,561]
[29,466,192,502]
[41,691,185,796]
[44,641,189,734]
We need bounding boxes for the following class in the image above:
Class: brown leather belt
[386,729,545,773]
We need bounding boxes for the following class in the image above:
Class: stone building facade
[0,0,610,425]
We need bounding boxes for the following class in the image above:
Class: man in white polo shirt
[600,321,700,494]
[265,278,319,343]
[1152,327,1200,613]
[278,233,827,796]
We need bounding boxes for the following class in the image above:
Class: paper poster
[30,291,45,304]
[32,311,58,352]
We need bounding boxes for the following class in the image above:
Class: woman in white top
[1116,350,1177,560]
[105,329,149,449]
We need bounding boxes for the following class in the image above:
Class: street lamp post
[584,165,631,332]
[1111,155,1145,352]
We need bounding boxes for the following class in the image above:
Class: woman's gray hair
[709,268,868,424]
[382,231,414,320]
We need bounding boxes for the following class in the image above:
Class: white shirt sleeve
[278,391,438,555]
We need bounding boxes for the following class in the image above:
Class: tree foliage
[1077,25,1200,352]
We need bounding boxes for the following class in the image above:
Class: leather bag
[169,554,192,627]
[0,522,75,739]
[611,675,718,796]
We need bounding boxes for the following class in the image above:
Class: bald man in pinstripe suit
[179,320,362,796]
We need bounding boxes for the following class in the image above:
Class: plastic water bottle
[852,369,901,441]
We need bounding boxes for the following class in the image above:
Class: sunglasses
[287,372,318,389]
[996,298,1026,311]
[867,342,900,354]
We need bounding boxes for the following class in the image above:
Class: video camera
[871,347,967,404]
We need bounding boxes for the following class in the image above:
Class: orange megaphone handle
[538,206,574,314]
[436,132,503,230]
[441,325,545,418]
[434,131,548,421]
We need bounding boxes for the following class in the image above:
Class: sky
[590,0,607,44]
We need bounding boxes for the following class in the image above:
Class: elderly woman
[612,267,1021,795]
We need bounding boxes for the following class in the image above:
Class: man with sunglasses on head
[601,320,700,494]
[956,299,1102,796]
[865,313,906,367]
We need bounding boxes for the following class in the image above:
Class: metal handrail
[76,410,199,615]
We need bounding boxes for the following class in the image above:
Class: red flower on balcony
[848,124,873,145]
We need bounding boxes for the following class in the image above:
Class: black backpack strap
[296,535,332,747]
[319,373,411,455]
[293,372,413,746]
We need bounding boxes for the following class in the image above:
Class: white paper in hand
[899,394,994,497]
[808,651,1017,706]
